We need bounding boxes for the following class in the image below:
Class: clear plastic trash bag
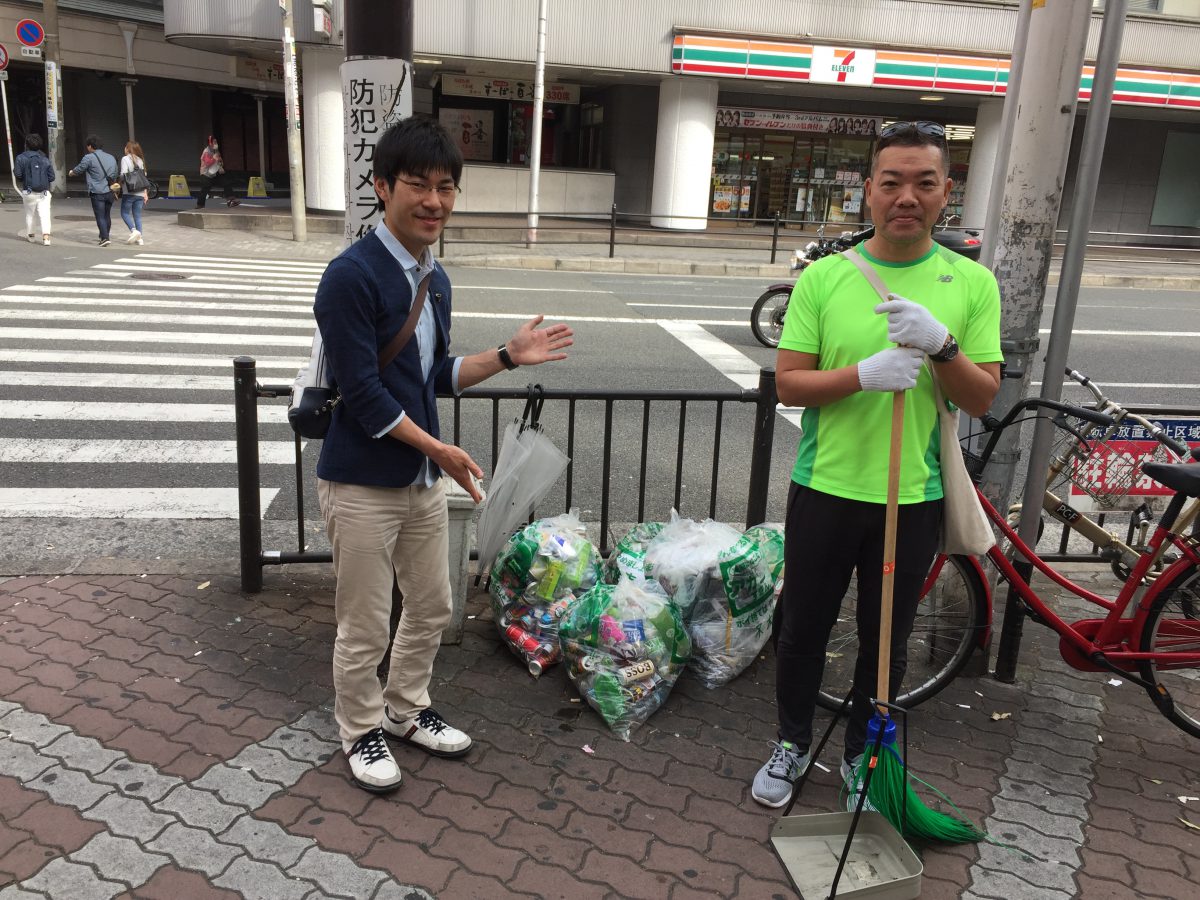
[489,512,602,677]
[602,521,665,584]
[644,514,779,688]
[558,579,691,741]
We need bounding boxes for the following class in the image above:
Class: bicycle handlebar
[981,397,1116,435]
[1065,365,1193,459]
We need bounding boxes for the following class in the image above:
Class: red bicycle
[817,389,1200,736]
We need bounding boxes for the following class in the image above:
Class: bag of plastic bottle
[743,523,785,581]
[644,515,779,688]
[602,521,665,584]
[489,511,602,677]
[558,579,691,741]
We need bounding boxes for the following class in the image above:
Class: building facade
[4,0,1197,242]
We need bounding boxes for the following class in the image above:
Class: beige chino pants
[318,478,453,744]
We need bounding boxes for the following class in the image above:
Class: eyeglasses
[879,121,946,141]
[398,178,461,198]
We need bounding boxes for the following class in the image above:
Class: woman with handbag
[119,141,150,245]
[196,135,239,209]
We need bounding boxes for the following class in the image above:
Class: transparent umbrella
[474,387,570,578]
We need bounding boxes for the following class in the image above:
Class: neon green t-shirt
[778,243,1003,504]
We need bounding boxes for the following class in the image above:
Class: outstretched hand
[506,315,574,366]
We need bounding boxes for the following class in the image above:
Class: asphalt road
[0,224,1196,574]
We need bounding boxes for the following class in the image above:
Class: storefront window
[710,108,876,225]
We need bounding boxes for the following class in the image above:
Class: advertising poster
[439,108,493,161]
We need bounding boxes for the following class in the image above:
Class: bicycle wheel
[1137,563,1200,738]
[750,288,790,348]
[816,553,988,712]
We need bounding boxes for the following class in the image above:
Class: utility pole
[42,0,65,196]
[280,0,307,241]
[994,0,1129,682]
[341,0,412,246]
[983,0,1094,681]
[526,0,547,244]
[979,0,1032,269]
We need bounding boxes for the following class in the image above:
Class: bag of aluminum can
[558,579,691,741]
[644,515,779,688]
[489,511,602,677]
[602,521,665,584]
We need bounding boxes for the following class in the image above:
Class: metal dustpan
[771,811,922,899]
[768,693,922,899]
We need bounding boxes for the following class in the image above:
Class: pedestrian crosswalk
[0,252,324,521]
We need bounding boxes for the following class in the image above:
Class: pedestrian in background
[70,135,119,247]
[14,134,54,246]
[119,140,149,245]
[196,135,239,209]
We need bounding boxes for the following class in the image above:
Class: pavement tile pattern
[1,568,1198,898]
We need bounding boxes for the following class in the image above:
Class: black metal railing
[234,357,781,593]
[436,207,1200,263]
[438,208,837,264]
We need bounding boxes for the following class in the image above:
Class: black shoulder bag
[288,273,433,440]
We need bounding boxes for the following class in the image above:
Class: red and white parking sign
[1067,417,1200,512]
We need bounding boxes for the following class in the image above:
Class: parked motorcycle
[749,218,982,348]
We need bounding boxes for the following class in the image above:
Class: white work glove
[857,346,925,393]
[875,294,949,356]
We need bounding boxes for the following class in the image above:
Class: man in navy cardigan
[314,118,573,794]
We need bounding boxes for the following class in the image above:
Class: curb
[177,210,343,234]
[447,254,794,279]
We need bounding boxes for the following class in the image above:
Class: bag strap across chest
[378,272,433,371]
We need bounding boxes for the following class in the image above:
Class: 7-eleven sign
[810,46,877,86]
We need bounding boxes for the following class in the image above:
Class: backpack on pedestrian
[18,152,53,193]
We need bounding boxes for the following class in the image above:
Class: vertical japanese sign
[340,58,411,245]
[44,60,59,128]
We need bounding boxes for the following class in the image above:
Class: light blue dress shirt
[372,220,463,487]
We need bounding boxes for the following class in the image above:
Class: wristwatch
[497,344,519,370]
[931,333,959,363]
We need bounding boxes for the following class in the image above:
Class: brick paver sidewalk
[1,568,1197,898]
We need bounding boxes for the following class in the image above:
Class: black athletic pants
[774,482,942,761]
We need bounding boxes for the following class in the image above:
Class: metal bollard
[234,356,264,593]
[770,212,780,264]
[608,203,617,258]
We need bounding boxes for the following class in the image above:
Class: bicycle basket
[1050,428,1174,511]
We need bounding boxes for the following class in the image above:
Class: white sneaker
[125,229,140,244]
[343,727,402,793]
[383,707,472,758]
[42,236,50,246]
[136,237,144,245]
[25,233,34,243]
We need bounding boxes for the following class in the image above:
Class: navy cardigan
[314,231,458,487]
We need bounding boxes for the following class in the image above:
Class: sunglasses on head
[880,120,946,141]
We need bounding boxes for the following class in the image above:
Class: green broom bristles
[847,729,987,845]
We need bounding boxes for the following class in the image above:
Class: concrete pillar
[301,45,345,213]
[960,99,1003,230]
[119,77,137,142]
[650,77,718,230]
[251,93,268,180]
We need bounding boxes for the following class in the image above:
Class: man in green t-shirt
[751,121,1002,810]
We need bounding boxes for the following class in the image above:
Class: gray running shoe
[751,740,810,808]
[840,754,878,812]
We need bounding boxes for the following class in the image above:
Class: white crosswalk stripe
[0,252,312,521]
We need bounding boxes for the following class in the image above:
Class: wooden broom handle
[877,389,905,710]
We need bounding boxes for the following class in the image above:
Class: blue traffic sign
[15,19,44,49]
